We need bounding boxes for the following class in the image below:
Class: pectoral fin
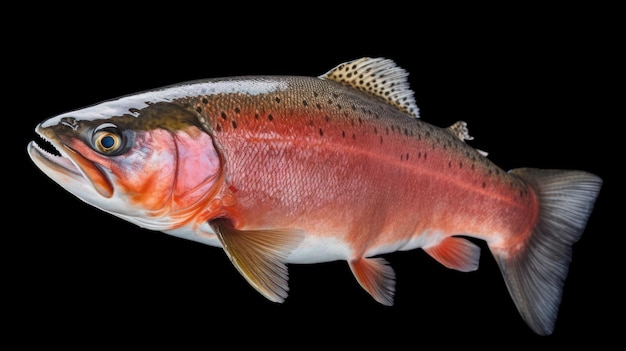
[210,219,305,303]
[423,236,481,272]
[349,257,396,306]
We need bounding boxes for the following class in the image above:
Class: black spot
[332,93,339,99]
[325,115,330,123]
[380,136,383,144]
[424,152,428,160]
[352,133,356,139]
[448,161,452,168]
[268,114,274,121]
[216,124,222,132]
[358,118,362,125]
[313,92,319,97]
[459,161,463,169]
[196,106,202,113]
[336,104,342,110]
[351,104,357,110]
[319,128,324,136]
[275,97,281,103]
[303,100,308,106]
[232,120,237,129]
[221,111,227,120]
[342,131,346,138]
[328,99,333,105]
[482,182,486,188]
[316,103,322,110]
[255,113,260,119]
[234,107,240,114]
[202,97,209,104]
[406,153,410,160]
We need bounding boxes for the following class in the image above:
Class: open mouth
[33,132,61,156]
[28,128,82,177]
[27,125,114,198]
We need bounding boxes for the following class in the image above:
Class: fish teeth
[32,132,61,157]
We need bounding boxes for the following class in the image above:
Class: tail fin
[488,168,602,335]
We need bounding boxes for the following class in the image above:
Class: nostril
[60,117,79,130]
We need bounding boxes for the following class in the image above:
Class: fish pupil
[101,135,115,148]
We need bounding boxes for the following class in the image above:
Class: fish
[27,57,602,335]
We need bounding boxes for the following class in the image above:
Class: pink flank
[188,86,539,259]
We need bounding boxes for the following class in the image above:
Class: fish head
[27,99,222,231]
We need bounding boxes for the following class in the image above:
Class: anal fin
[348,257,396,306]
[210,219,305,303]
[423,236,481,272]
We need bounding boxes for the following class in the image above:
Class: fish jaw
[28,105,225,233]
[28,123,114,202]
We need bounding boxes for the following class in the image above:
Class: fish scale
[27,57,602,335]
[200,77,533,244]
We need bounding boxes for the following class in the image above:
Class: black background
[11,5,620,348]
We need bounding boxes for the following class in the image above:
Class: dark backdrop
[11,5,619,348]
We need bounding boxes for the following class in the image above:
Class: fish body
[28,57,602,335]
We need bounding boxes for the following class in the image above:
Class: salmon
[27,57,602,335]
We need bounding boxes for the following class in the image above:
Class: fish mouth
[27,124,114,198]
[28,131,81,177]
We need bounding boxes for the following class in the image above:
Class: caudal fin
[488,168,602,335]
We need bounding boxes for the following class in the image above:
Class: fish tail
[489,168,602,335]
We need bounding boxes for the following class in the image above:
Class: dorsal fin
[320,57,420,118]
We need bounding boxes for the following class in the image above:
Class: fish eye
[91,123,125,155]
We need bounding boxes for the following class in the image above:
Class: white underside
[163,223,443,265]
